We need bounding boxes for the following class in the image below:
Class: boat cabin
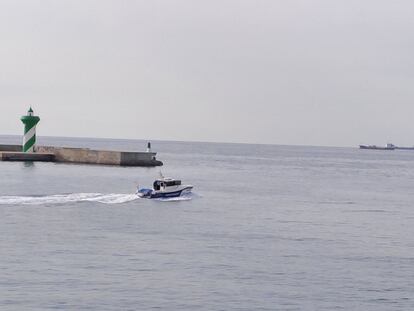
[153,178,182,191]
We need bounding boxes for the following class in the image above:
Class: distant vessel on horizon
[359,143,395,150]
[359,143,414,150]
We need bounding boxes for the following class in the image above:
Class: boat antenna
[159,171,164,179]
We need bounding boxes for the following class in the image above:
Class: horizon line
[0,133,355,149]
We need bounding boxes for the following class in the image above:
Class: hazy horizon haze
[1,0,414,147]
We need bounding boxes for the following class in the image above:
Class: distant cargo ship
[359,143,414,151]
[359,144,395,150]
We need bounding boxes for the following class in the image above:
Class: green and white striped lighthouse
[20,107,40,153]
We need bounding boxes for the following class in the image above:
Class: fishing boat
[137,176,193,199]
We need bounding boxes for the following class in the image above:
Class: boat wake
[0,193,139,205]
[0,192,196,205]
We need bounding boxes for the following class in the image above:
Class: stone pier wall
[0,144,22,152]
[0,144,163,166]
[36,146,122,165]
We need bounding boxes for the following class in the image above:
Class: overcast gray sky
[1,0,413,146]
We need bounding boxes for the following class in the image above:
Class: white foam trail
[84,193,140,204]
[0,192,197,205]
[0,193,140,205]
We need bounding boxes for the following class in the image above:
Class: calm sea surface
[0,136,413,310]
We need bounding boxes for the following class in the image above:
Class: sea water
[0,136,413,310]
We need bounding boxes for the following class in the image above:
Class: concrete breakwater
[0,144,163,167]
